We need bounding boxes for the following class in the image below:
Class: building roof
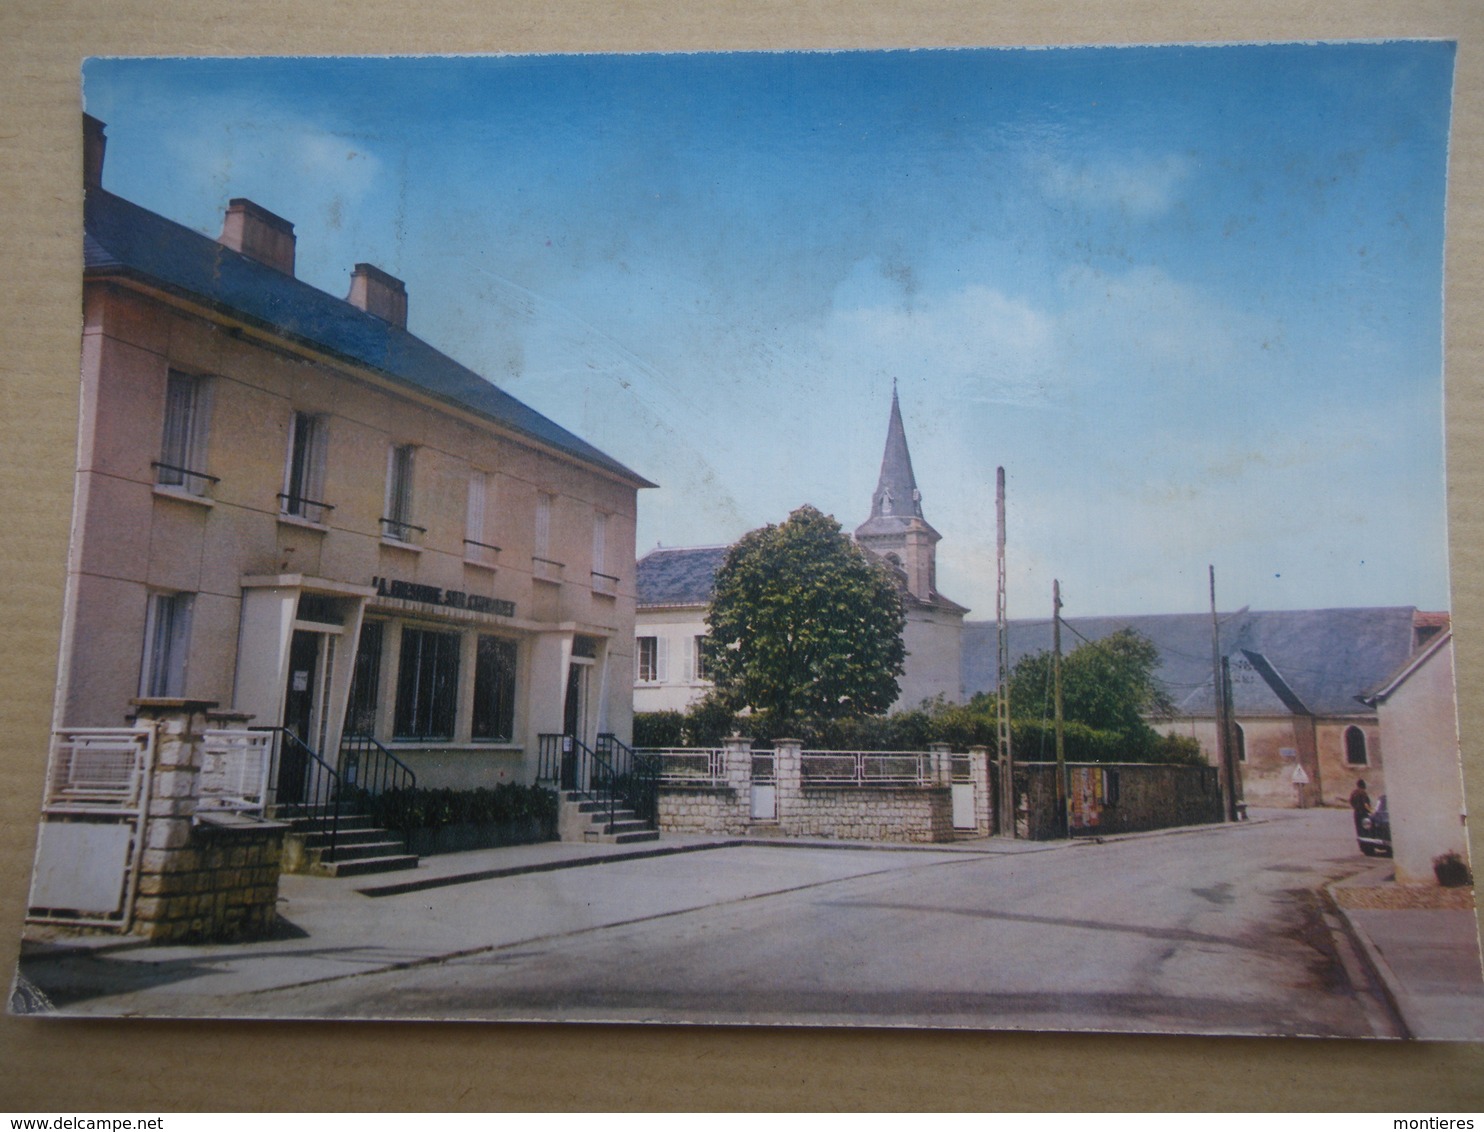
[962,606,1423,718]
[1361,629,1453,706]
[636,546,731,608]
[84,187,656,489]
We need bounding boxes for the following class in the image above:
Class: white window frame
[636,635,668,684]
[534,491,553,561]
[281,411,330,524]
[464,470,499,566]
[156,371,213,496]
[139,591,194,698]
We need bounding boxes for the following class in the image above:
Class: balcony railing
[591,570,619,596]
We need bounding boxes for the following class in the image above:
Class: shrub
[1434,850,1474,888]
[359,783,558,836]
[633,710,685,748]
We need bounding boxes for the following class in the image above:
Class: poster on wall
[11,42,1482,1040]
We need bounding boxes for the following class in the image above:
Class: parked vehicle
[1357,795,1392,857]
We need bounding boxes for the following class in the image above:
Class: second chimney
[219,198,296,275]
[347,263,408,329]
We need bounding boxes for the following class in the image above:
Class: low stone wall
[785,786,955,842]
[134,816,284,942]
[1016,761,1223,840]
[657,785,749,836]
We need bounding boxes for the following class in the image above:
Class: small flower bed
[354,783,559,855]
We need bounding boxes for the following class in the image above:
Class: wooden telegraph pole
[1053,578,1067,837]
[996,467,1015,836]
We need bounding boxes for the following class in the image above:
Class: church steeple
[855,385,941,602]
[870,383,923,522]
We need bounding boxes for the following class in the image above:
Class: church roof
[962,606,1424,718]
[855,386,940,540]
[636,546,731,608]
[84,187,655,489]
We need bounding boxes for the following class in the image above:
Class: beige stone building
[63,117,653,793]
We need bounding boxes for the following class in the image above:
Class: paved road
[211,807,1396,1036]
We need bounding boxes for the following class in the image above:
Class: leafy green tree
[1008,628,1175,758]
[706,505,906,722]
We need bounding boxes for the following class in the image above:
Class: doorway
[278,629,334,804]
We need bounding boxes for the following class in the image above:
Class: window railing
[152,461,219,494]
[278,492,335,525]
[532,555,565,582]
[463,537,501,568]
[380,516,427,543]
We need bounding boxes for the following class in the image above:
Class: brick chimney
[83,114,107,189]
[347,263,408,328]
[219,199,296,275]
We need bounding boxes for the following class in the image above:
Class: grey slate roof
[84,188,655,489]
[636,546,731,608]
[962,606,1423,719]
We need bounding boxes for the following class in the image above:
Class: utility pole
[1210,565,1234,822]
[996,467,1015,837]
[1053,578,1067,838]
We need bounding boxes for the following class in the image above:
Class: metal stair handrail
[597,733,659,830]
[252,726,342,859]
[538,733,658,833]
[339,731,418,801]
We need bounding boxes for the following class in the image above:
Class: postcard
[11,43,1481,1039]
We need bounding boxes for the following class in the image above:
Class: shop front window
[472,635,517,742]
[394,627,460,740]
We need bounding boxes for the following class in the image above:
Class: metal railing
[255,726,343,858]
[636,747,726,786]
[43,727,155,811]
[152,461,219,494]
[538,733,658,832]
[198,729,274,814]
[596,733,659,828]
[339,732,417,800]
[800,750,934,786]
[277,492,335,525]
[379,516,427,543]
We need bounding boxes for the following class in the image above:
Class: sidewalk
[1330,863,1484,1040]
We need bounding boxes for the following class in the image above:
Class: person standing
[1348,779,1372,833]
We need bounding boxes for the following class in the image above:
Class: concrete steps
[560,791,660,844]
[275,806,420,877]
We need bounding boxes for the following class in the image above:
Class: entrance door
[560,662,588,790]
[277,630,320,804]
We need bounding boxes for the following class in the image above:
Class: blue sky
[83,43,1456,618]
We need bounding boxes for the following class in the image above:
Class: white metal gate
[27,727,155,929]
[750,750,777,821]
[950,753,976,831]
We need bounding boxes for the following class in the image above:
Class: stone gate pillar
[928,741,952,787]
[722,734,755,832]
[125,698,285,941]
[969,744,993,836]
[773,738,803,833]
